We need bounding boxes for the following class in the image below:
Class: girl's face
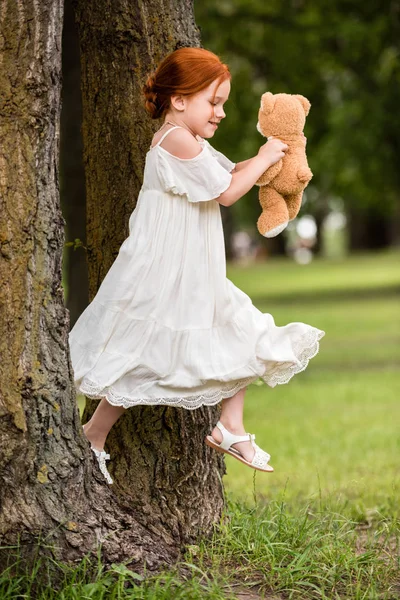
[170,77,230,138]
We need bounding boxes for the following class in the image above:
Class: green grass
[1,499,398,599]
[3,250,399,599]
[227,250,400,300]
[221,250,400,510]
[224,370,400,512]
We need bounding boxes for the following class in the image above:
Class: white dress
[69,126,325,410]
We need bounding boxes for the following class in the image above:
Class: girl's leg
[82,398,126,451]
[211,386,255,463]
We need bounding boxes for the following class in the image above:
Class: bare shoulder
[159,127,203,159]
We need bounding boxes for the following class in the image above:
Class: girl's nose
[216,107,226,119]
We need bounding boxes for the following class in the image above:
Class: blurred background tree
[195,0,400,257]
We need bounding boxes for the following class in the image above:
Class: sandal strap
[91,447,111,461]
[90,446,113,483]
[216,421,251,451]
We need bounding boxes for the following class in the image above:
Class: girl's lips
[209,122,218,128]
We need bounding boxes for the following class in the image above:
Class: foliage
[195,0,400,230]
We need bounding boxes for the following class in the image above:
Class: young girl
[69,47,325,484]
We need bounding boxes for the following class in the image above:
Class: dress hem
[76,329,324,411]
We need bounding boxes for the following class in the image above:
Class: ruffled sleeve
[203,140,236,172]
[157,145,233,203]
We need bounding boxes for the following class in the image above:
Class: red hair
[143,47,231,119]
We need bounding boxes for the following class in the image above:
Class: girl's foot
[82,422,106,452]
[82,423,113,484]
[208,421,273,472]
[211,421,255,463]
[90,447,113,484]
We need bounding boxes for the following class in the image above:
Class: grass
[224,370,400,511]
[1,499,398,599]
[221,250,400,514]
[227,250,400,300]
[2,249,399,598]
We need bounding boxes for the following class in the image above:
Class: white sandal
[205,421,273,472]
[90,446,113,484]
[82,423,113,484]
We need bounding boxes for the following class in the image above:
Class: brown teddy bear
[255,92,313,238]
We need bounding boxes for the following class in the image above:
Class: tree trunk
[0,0,181,576]
[348,206,392,251]
[388,200,400,247]
[60,0,89,328]
[74,0,226,547]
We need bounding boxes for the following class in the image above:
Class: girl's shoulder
[152,126,204,160]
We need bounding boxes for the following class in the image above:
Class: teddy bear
[255,92,313,238]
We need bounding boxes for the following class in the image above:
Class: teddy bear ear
[260,92,275,114]
[294,95,311,115]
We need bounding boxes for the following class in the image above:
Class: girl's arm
[232,158,254,172]
[217,138,288,207]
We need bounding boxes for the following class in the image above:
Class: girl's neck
[160,116,197,139]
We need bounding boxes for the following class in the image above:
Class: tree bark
[74,0,226,547]
[0,0,182,576]
[60,0,89,328]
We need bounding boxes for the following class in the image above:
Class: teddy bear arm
[297,166,313,184]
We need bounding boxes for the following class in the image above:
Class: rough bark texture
[60,0,88,328]
[0,0,181,575]
[74,0,226,546]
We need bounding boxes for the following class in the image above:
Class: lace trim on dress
[78,374,259,411]
[76,329,324,410]
[261,328,325,387]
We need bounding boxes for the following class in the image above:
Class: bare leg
[211,387,255,463]
[82,398,126,451]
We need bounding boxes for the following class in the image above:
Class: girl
[69,47,325,484]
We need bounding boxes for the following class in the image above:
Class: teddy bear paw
[262,221,289,238]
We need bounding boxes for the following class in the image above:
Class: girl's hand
[257,136,288,167]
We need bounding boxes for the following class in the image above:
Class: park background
[193,0,400,515]
[6,0,398,598]
[63,0,400,506]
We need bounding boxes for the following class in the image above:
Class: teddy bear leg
[286,192,303,221]
[257,187,290,238]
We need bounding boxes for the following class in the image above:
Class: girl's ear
[170,94,185,112]
[294,95,311,115]
[260,92,275,114]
